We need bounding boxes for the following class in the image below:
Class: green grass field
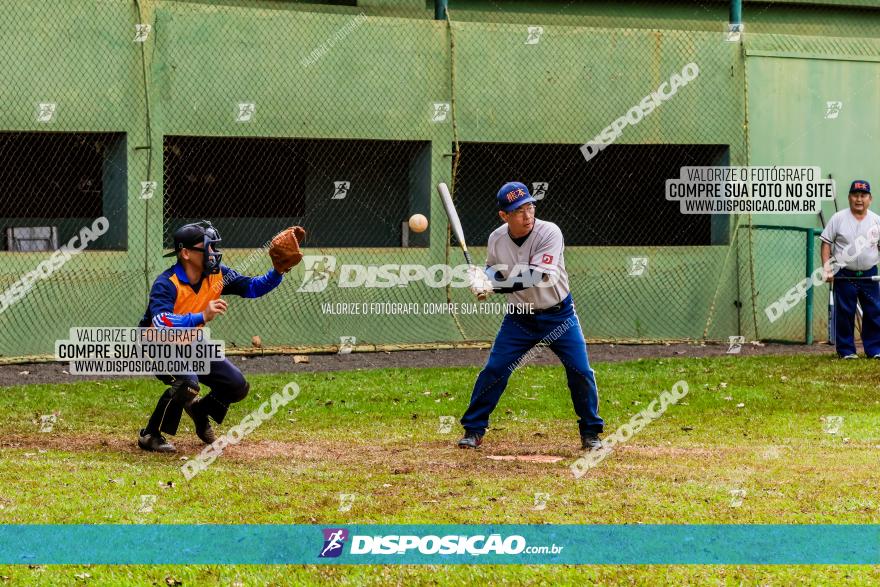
[1,354,880,585]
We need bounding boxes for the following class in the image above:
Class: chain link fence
[718,224,830,344]
[1,0,876,359]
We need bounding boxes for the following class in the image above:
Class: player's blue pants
[833,267,880,357]
[146,359,250,436]
[460,293,604,437]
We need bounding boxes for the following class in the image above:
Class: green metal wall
[745,36,880,343]
[0,0,877,357]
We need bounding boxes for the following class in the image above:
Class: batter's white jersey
[486,218,570,310]
[819,209,880,271]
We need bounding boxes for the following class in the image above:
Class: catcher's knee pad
[170,377,200,405]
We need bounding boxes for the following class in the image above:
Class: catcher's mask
[164,220,223,277]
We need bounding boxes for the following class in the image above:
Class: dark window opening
[0,132,127,250]
[164,136,430,248]
[452,143,730,247]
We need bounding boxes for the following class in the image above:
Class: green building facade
[1,0,879,358]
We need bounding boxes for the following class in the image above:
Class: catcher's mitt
[268,226,306,273]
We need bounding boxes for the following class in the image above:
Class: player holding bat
[136,221,305,453]
[452,182,605,451]
[820,180,880,359]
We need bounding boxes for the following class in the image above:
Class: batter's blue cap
[850,180,871,194]
[496,182,537,212]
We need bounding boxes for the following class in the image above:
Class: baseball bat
[830,173,839,213]
[438,182,489,300]
[829,279,836,344]
[857,300,864,338]
[437,182,475,267]
[832,276,880,281]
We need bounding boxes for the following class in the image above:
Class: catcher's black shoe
[185,398,217,445]
[457,431,483,449]
[580,433,603,451]
[138,428,176,453]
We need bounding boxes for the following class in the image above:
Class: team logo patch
[319,528,349,558]
[541,254,553,264]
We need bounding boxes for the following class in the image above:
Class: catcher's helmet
[164,220,223,276]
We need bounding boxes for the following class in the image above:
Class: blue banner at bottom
[0,525,877,565]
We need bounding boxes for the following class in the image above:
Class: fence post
[730,0,742,27]
[805,229,816,345]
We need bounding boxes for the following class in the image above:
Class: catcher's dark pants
[145,359,250,436]
[833,267,880,357]
[460,294,604,437]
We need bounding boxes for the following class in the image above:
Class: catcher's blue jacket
[139,263,282,328]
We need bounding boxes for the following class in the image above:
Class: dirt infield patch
[0,342,834,387]
[0,434,590,482]
[0,432,756,465]
[485,455,565,463]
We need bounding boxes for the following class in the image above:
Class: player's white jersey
[819,209,880,271]
[486,218,570,310]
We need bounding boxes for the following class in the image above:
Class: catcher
[137,220,305,453]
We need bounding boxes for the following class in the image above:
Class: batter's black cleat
[138,428,176,453]
[580,433,603,451]
[457,431,483,449]
[184,398,217,445]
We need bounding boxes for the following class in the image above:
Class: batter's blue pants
[460,294,604,437]
[833,267,880,357]
[146,359,250,436]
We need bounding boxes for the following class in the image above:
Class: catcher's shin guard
[147,378,200,436]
